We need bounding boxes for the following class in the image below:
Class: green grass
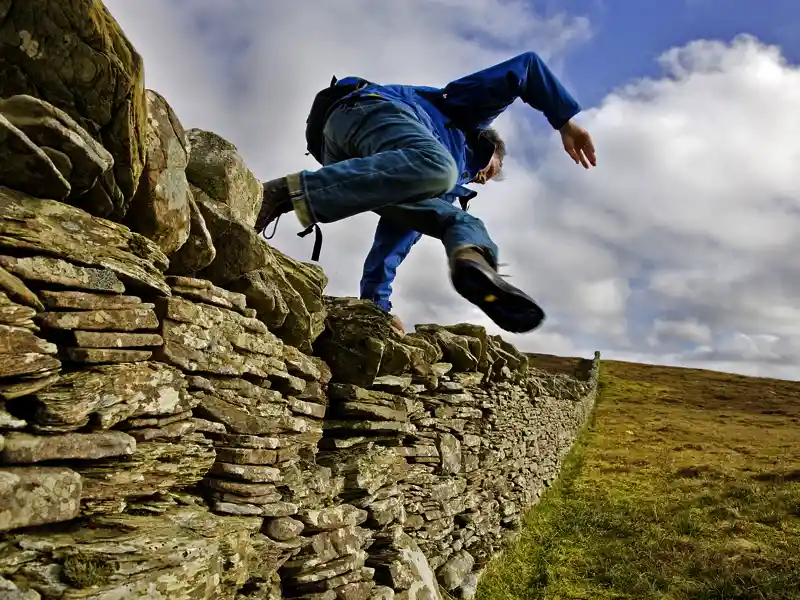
[477,360,800,600]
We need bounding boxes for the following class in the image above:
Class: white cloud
[103,1,800,380]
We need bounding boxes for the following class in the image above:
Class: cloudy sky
[105,0,800,380]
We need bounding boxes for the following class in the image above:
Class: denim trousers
[287,96,499,265]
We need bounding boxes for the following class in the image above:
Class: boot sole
[451,259,545,333]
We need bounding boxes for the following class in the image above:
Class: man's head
[472,127,505,185]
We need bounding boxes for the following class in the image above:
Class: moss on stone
[62,552,115,588]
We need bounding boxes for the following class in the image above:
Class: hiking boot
[255,177,293,238]
[449,247,545,333]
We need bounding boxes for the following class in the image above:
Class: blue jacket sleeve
[440,51,582,131]
[359,217,423,313]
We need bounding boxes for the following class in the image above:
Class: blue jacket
[339,52,582,312]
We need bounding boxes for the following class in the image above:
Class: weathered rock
[300,505,369,532]
[458,573,479,600]
[0,576,40,600]
[437,551,474,591]
[167,275,249,313]
[0,324,56,355]
[37,306,159,331]
[437,434,462,475]
[122,409,193,430]
[0,505,267,598]
[157,296,285,379]
[0,372,60,401]
[0,467,81,532]
[38,290,141,310]
[126,419,195,442]
[284,344,332,383]
[215,446,279,465]
[318,445,408,496]
[0,112,69,200]
[0,94,114,200]
[62,347,153,364]
[34,361,191,431]
[0,431,136,464]
[203,478,279,498]
[415,327,478,372]
[0,0,147,217]
[0,263,43,311]
[266,516,305,541]
[66,330,163,348]
[0,255,127,294]
[186,129,263,227]
[194,391,312,437]
[228,267,290,332]
[287,550,369,586]
[0,189,169,295]
[0,402,27,429]
[336,402,407,423]
[314,299,396,386]
[228,247,327,353]
[190,187,270,287]
[0,294,37,328]
[166,191,217,275]
[0,352,60,379]
[372,586,396,600]
[208,462,282,483]
[76,434,215,507]
[125,89,192,255]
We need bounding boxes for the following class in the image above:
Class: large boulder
[0,0,147,218]
[228,245,328,353]
[166,191,216,275]
[193,186,272,284]
[124,90,192,256]
[313,298,429,386]
[186,129,263,228]
[0,109,69,200]
[0,95,114,202]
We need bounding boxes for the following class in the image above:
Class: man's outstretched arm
[441,51,582,131]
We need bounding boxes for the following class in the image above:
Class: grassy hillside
[477,360,800,600]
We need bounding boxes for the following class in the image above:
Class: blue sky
[557,0,800,105]
[106,0,800,380]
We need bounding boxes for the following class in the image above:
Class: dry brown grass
[477,360,800,600]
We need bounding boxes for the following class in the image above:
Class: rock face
[0,4,601,598]
[124,90,193,256]
[186,129,263,228]
[0,0,147,218]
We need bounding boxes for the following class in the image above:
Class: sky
[104,0,800,380]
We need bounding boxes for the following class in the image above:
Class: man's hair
[481,128,506,181]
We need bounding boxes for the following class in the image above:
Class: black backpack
[305,75,372,164]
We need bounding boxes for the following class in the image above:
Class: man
[255,52,596,335]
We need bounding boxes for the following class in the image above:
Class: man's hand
[559,120,596,169]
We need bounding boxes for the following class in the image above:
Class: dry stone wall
[0,3,599,599]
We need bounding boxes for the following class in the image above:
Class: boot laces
[497,262,511,279]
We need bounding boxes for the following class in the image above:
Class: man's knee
[415,143,459,197]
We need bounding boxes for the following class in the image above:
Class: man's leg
[256,97,459,233]
[373,199,546,333]
[360,217,423,312]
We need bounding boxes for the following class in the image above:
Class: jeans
[288,96,499,265]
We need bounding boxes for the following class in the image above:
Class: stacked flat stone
[0,193,217,524]
[0,499,274,599]
[280,503,376,600]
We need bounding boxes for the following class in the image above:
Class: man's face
[471,151,502,185]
